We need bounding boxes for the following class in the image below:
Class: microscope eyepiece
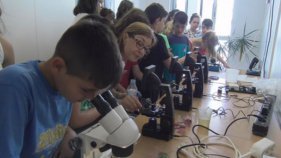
[91,95,112,116]
[101,91,119,109]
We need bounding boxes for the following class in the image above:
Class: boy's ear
[51,57,67,73]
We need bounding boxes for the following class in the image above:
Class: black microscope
[184,54,204,98]
[140,84,175,141]
[171,68,193,111]
[197,53,209,83]
[138,65,175,141]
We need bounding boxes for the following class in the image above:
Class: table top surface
[131,71,281,158]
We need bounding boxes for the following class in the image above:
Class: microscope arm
[169,57,183,85]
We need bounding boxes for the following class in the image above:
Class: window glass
[175,0,187,12]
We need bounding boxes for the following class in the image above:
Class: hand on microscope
[119,95,142,112]
[112,84,142,112]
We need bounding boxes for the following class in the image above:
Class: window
[175,0,187,12]
[215,0,234,37]
[174,0,234,38]
[201,0,234,38]
[201,0,214,19]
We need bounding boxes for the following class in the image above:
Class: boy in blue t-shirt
[0,16,123,158]
[164,11,191,83]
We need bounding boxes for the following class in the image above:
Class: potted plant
[226,24,259,61]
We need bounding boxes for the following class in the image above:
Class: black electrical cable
[184,115,263,158]
[223,114,262,136]
[192,124,220,144]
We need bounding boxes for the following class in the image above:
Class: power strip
[252,95,276,137]
[228,85,256,94]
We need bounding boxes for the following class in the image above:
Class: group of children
[0,0,230,157]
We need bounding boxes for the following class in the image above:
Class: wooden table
[131,72,281,158]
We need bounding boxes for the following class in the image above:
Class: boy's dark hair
[54,17,123,89]
[173,11,188,25]
[100,8,114,18]
[202,19,213,28]
[166,9,179,22]
[115,8,150,37]
[116,0,134,20]
[80,14,115,33]
[73,0,99,16]
[189,13,200,24]
[145,3,168,25]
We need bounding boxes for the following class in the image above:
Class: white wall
[1,0,76,63]
[228,0,267,70]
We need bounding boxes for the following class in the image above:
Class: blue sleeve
[0,82,29,157]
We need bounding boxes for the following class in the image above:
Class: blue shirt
[168,34,190,58]
[164,34,191,83]
[0,61,72,158]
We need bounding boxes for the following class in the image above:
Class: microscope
[192,62,204,98]
[140,84,175,141]
[246,57,261,76]
[183,54,204,98]
[71,91,140,158]
[137,65,175,141]
[171,68,193,111]
[197,53,209,83]
[208,57,222,72]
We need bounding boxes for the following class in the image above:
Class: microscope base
[174,103,192,111]
[142,124,173,141]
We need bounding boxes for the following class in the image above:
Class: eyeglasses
[133,37,150,54]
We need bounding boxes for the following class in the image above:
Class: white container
[127,79,138,96]
[198,107,213,128]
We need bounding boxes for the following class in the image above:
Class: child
[138,3,171,81]
[190,31,230,68]
[116,0,134,20]
[0,17,123,158]
[201,31,230,68]
[70,14,155,130]
[164,11,191,83]
[73,0,104,23]
[100,8,115,24]
[202,18,213,34]
[186,13,201,39]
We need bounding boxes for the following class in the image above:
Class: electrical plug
[250,138,275,158]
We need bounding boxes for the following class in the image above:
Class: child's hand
[119,95,142,112]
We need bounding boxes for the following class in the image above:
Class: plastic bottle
[127,79,138,96]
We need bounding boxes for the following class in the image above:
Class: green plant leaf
[226,23,258,61]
